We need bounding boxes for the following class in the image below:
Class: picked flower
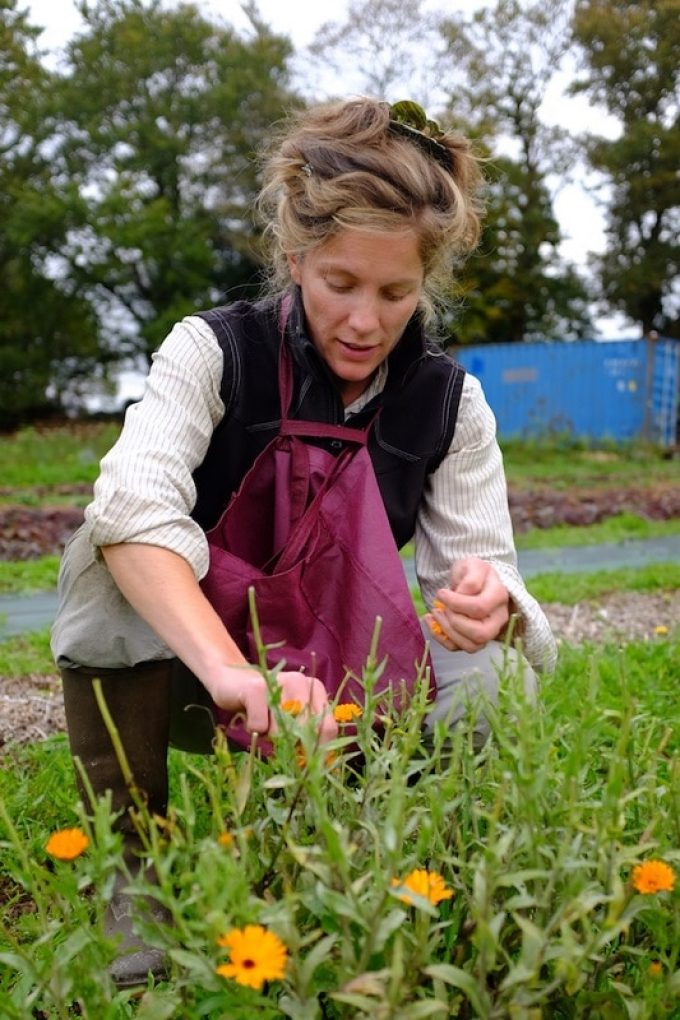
[632,859,675,894]
[654,625,668,636]
[45,827,89,861]
[391,868,454,907]
[334,703,363,723]
[282,699,303,716]
[216,924,288,990]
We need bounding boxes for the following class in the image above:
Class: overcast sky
[25,0,630,338]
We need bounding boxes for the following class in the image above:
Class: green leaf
[423,964,491,1016]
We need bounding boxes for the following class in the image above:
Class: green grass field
[0,429,678,1016]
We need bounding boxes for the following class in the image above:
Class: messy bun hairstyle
[257,97,484,321]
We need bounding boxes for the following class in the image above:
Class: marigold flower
[654,625,668,636]
[216,924,288,989]
[333,703,362,723]
[632,859,675,895]
[648,961,663,977]
[45,827,89,861]
[391,868,454,907]
[429,620,444,636]
[433,599,445,611]
[282,699,303,716]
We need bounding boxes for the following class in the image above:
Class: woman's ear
[287,252,302,286]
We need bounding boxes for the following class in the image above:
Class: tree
[571,0,679,337]
[439,0,593,342]
[0,0,101,426]
[51,0,299,364]
[308,0,443,105]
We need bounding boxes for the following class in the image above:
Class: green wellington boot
[61,661,173,988]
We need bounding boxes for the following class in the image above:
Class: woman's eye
[326,279,352,292]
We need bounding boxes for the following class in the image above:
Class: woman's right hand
[100,544,338,745]
[207,665,338,744]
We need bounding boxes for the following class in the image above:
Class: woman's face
[288,228,424,406]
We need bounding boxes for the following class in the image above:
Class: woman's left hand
[426,557,510,653]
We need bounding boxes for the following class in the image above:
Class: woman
[52,98,556,985]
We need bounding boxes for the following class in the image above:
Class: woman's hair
[257,97,485,321]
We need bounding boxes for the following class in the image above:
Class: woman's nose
[347,295,380,335]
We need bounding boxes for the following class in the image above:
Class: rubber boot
[61,661,173,988]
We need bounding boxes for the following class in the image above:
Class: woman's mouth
[338,340,377,360]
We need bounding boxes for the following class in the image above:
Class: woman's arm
[415,373,557,672]
[102,543,337,742]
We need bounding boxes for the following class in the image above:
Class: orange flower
[632,860,675,894]
[216,924,288,989]
[282,699,303,716]
[218,831,234,848]
[433,599,445,611]
[333,703,362,723]
[429,620,444,637]
[648,961,663,977]
[45,827,89,861]
[391,868,454,907]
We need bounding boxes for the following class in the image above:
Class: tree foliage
[439,0,593,343]
[571,0,680,337]
[0,0,101,427]
[51,0,299,364]
[309,0,443,106]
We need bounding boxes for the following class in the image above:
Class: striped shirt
[86,315,557,671]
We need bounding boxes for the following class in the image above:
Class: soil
[1,483,680,559]
[1,482,678,747]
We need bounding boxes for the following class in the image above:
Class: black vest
[191,291,465,549]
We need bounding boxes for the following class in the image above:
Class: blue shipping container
[453,338,680,446]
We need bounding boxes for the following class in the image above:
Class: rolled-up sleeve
[85,316,225,579]
[415,373,557,672]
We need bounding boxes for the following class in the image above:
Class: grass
[1,426,677,497]
[501,437,679,491]
[0,629,55,675]
[1,636,678,1017]
[0,430,678,1013]
[527,562,680,605]
[0,422,120,495]
[0,556,61,594]
[514,512,680,550]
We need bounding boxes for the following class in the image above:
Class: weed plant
[1,630,678,1018]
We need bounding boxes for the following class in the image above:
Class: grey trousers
[423,637,538,752]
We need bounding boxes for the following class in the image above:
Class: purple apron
[200,315,434,750]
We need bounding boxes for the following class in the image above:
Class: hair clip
[388,100,454,175]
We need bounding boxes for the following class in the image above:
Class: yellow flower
[391,868,454,907]
[216,924,288,990]
[632,860,676,894]
[648,961,663,977]
[45,827,89,861]
[333,703,363,723]
[654,625,668,636]
[282,699,303,716]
